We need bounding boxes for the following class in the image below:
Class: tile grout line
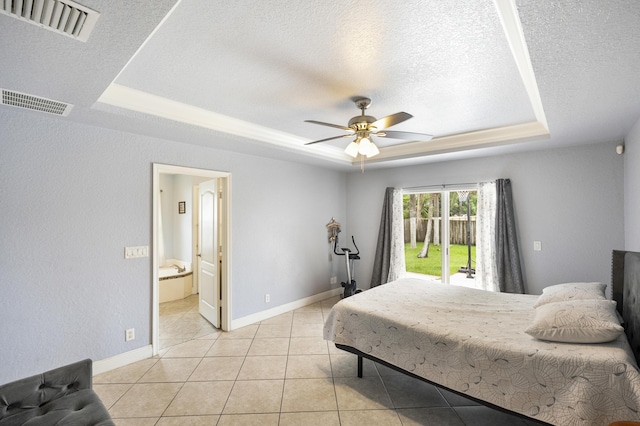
[277,313,296,424]
[216,346,248,421]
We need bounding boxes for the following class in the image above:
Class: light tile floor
[94,295,540,425]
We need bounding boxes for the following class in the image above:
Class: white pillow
[533,282,607,308]
[525,299,623,343]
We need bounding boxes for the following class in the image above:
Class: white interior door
[198,179,219,328]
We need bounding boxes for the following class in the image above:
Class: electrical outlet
[125,328,135,341]
[330,276,337,284]
[265,294,270,303]
[533,241,542,251]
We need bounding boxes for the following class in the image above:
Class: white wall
[0,108,347,384]
[346,142,624,296]
[625,116,640,251]
[159,174,207,264]
[172,174,200,263]
[159,174,175,260]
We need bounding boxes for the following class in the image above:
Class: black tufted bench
[0,359,114,425]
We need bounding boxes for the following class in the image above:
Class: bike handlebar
[334,235,360,257]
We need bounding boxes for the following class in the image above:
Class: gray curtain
[495,179,525,293]
[371,187,397,287]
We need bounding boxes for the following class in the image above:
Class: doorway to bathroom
[152,164,231,356]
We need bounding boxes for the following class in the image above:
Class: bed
[323,250,640,425]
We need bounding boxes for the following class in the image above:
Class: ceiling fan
[305,97,433,159]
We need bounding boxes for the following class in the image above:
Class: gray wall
[0,108,347,384]
[625,116,640,251]
[0,102,631,385]
[345,142,625,296]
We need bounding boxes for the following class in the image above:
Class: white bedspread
[323,278,640,425]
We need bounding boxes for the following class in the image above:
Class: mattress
[323,278,640,425]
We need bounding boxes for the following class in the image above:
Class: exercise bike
[334,235,362,298]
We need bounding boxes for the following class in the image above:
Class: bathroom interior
[158,173,210,303]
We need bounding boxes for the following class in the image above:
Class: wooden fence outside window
[404,216,476,246]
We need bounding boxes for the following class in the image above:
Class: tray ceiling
[2,0,640,170]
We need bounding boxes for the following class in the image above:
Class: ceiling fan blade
[371,112,413,130]
[305,134,352,145]
[305,120,354,132]
[377,130,434,141]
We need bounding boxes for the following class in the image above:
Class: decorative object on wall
[326,218,341,243]
[178,201,186,214]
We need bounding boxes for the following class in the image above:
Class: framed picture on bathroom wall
[178,201,186,214]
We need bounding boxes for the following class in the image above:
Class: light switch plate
[125,246,149,259]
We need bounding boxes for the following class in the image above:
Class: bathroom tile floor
[94,295,539,425]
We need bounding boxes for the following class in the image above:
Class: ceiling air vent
[0,0,100,42]
[1,88,73,116]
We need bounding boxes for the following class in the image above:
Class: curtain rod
[403,181,493,192]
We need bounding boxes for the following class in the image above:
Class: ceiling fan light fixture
[358,137,372,155]
[367,142,380,158]
[345,141,359,158]
[305,96,432,166]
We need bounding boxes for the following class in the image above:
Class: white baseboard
[93,345,153,376]
[92,289,341,375]
[230,287,342,330]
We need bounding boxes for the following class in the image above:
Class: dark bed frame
[335,250,640,425]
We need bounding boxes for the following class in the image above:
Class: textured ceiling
[1,1,640,170]
[518,0,640,146]
[114,0,533,138]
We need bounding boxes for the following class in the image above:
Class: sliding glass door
[403,188,477,286]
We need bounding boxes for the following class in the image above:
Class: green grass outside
[404,243,476,277]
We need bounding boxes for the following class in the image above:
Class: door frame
[152,163,232,356]
[441,191,451,284]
